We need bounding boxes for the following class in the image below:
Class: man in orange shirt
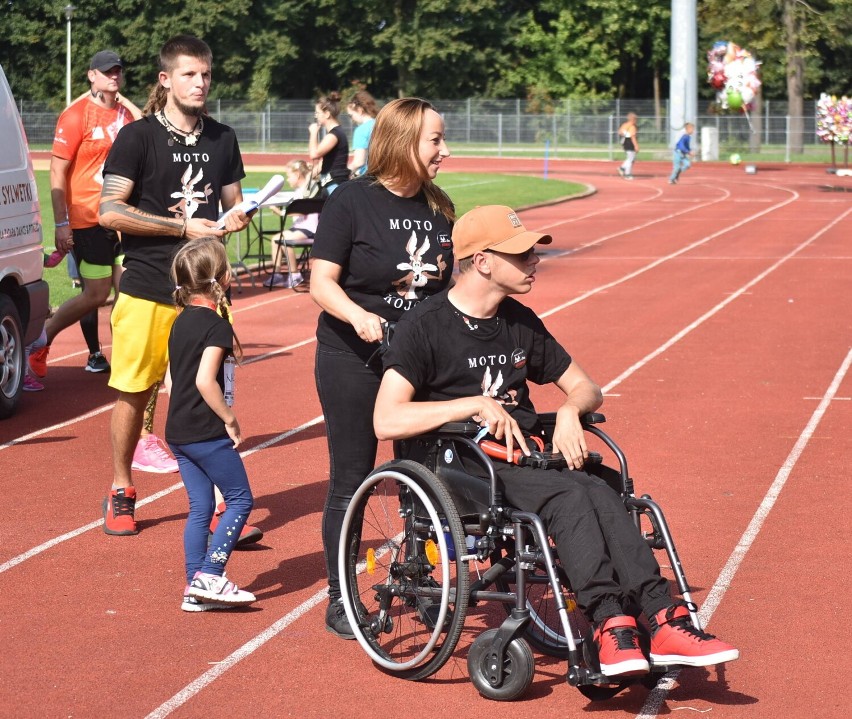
[31,51,184,474]
[32,50,140,377]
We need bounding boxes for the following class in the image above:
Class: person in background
[264,159,320,289]
[308,92,350,196]
[669,123,695,185]
[617,112,639,180]
[30,50,141,380]
[346,90,378,177]
[309,97,454,638]
[166,238,256,611]
[98,35,252,536]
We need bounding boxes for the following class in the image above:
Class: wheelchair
[337,412,704,701]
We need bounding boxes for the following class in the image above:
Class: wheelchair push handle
[365,320,397,368]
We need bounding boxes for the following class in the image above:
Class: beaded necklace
[157,110,204,147]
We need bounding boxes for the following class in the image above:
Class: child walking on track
[165,238,256,611]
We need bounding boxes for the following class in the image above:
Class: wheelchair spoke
[338,462,469,680]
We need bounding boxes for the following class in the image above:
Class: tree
[699,0,852,153]
[314,0,508,99]
[488,0,670,102]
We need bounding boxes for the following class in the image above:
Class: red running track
[1,158,850,718]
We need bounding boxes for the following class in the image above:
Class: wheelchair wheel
[495,556,590,659]
[467,629,535,701]
[338,460,469,681]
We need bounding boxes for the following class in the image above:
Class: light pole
[64,4,75,107]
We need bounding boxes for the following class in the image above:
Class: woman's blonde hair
[171,237,242,359]
[285,159,312,178]
[368,97,454,223]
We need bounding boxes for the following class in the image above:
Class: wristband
[55,221,70,228]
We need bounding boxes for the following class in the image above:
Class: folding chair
[269,197,325,291]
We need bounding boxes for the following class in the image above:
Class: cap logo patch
[507,212,522,228]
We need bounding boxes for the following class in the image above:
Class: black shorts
[71,225,121,269]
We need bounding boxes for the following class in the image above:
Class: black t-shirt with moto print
[382,290,572,435]
[312,176,454,358]
[103,115,245,304]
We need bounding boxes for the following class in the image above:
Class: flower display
[816,93,851,145]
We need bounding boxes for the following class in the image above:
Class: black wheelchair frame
[337,413,702,701]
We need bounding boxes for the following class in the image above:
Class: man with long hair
[98,35,251,536]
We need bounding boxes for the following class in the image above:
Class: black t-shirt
[311,176,454,358]
[322,126,350,183]
[103,115,245,304]
[165,305,234,445]
[382,291,572,435]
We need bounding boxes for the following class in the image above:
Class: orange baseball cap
[452,205,551,260]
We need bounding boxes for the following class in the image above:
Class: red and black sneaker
[209,502,263,547]
[593,615,650,677]
[102,487,138,536]
[650,604,739,667]
[28,345,50,378]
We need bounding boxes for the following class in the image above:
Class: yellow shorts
[108,293,178,394]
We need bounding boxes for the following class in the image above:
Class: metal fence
[16,97,832,159]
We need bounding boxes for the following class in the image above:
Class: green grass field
[37,170,586,308]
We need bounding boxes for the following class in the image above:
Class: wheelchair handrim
[338,469,452,671]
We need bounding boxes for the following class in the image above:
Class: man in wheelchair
[373,205,738,679]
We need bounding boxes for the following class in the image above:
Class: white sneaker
[286,273,304,289]
[263,273,287,288]
[181,586,232,612]
[188,572,256,605]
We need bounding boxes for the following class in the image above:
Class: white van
[0,65,50,418]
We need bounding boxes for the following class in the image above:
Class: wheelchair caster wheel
[467,629,534,701]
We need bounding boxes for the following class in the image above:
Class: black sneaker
[325,598,356,640]
[86,352,110,373]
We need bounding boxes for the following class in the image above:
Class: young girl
[264,159,320,289]
[165,237,256,611]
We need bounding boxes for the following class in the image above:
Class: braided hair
[171,237,243,360]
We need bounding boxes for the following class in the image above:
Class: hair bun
[328,91,341,102]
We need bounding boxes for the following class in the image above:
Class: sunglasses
[485,247,536,261]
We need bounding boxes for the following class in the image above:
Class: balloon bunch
[816,93,851,145]
[707,41,761,113]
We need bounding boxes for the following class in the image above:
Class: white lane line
[141,204,851,716]
[0,403,115,452]
[0,338,316,453]
[32,278,304,367]
[2,184,734,449]
[600,206,850,394]
[540,184,799,318]
[145,533,404,719]
[0,416,324,576]
[635,345,852,719]
[144,589,329,719]
[6,189,848,712]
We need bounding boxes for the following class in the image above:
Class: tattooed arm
[99,173,226,240]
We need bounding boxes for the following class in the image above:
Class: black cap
[89,50,123,72]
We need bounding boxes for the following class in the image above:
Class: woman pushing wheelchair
[373,205,739,679]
